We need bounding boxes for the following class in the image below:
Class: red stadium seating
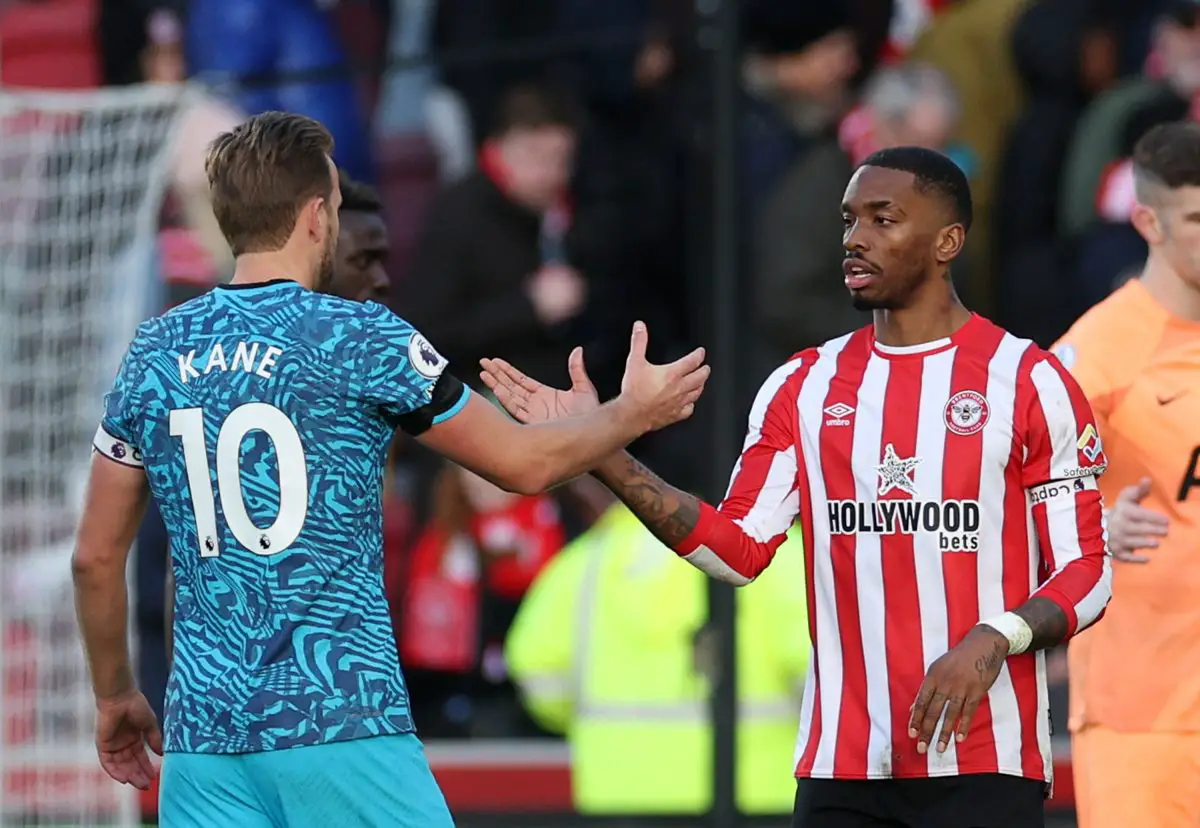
[0,0,101,89]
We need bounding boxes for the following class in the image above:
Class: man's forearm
[519,400,648,492]
[593,451,701,546]
[73,563,134,699]
[1012,596,1070,651]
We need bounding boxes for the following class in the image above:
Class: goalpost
[0,82,194,826]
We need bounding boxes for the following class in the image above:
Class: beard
[851,292,897,311]
[312,236,337,293]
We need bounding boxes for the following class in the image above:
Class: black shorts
[791,773,1046,828]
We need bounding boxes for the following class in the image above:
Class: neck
[873,275,972,347]
[1139,251,1200,322]
[230,251,314,291]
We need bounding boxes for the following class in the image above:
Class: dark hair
[205,111,335,255]
[1132,121,1200,191]
[338,171,383,214]
[489,84,579,138]
[858,146,974,231]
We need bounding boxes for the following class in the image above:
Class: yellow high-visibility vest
[506,504,810,815]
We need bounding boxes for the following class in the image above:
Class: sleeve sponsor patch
[93,425,144,468]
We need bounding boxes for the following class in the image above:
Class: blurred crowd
[4,0,1198,776]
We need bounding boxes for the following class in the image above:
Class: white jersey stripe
[912,348,956,776]
[851,355,891,776]
[979,333,1033,774]
[795,336,851,773]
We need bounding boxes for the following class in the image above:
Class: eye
[842,215,853,227]
[874,216,895,226]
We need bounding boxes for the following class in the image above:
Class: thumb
[147,721,164,756]
[1123,477,1152,503]
[568,346,595,393]
[629,321,648,364]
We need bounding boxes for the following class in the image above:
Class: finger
[917,690,949,754]
[955,697,982,743]
[99,754,129,785]
[676,364,712,395]
[134,744,157,781]
[677,403,695,421]
[1121,477,1153,503]
[1125,508,1170,530]
[667,346,706,378]
[937,696,965,753]
[908,683,934,738]
[568,347,596,394]
[1120,521,1168,539]
[629,321,648,363]
[1112,549,1152,563]
[148,722,164,756]
[681,387,705,409]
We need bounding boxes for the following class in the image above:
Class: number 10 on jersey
[169,403,309,557]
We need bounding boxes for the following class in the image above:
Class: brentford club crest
[944,390,990,436]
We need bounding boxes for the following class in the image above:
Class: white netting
[0,83,194,826]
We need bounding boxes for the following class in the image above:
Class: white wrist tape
[981,612,1033,656]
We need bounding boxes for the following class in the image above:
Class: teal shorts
[159,733,454,827]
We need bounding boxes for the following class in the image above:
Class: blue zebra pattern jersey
[94,279,470,754]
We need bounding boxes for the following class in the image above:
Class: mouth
[842,258,879,290]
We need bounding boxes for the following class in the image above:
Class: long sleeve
[1020,354,1113,638]
[673,357,808,586]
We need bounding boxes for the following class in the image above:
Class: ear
[305,196,329,241]
[1130,203,1163,245]
[934,223,965,265]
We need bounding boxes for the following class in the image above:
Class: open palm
[480,346,599,424]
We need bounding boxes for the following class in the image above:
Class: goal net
[0,83,194,826]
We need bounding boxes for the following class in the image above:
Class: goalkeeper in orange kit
[1053,122,1200,828]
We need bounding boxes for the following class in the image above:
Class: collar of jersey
[869,313,980,359]
[215,278,305,292]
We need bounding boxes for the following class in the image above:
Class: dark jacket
[401,171,577,389]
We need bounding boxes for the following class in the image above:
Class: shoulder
[1052,281,1155,388]
[352,302,451,382]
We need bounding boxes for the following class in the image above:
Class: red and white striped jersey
[676,314,1111,783]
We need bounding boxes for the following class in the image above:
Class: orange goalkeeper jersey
[1054,279,1200,733]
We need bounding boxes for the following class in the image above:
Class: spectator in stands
[140,8,244,299]
[993,0,1122,346]
[904,0,1030,314]
[184,0,375,182]
[402,85,586,391]
[1060,0,1200,313]
[402,458,566,739]
[752,62,960,369]
[739,5,865,213]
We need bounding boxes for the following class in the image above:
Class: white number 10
[169,403,309,558]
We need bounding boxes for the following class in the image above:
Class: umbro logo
[824,402,855,426]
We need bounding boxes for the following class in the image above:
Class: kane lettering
[177,342,284,384]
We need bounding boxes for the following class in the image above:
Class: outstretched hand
[481,345,599,424]
[619,322,709,431]
[482,321,710,434]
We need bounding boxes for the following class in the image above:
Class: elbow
[497,459,553,497]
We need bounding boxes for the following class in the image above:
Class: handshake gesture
[481,321,709,432]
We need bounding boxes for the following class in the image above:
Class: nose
[843,219,869,254]
[370,265,391,297]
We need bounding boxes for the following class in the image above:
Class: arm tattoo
[594,452,701,547]
[1013,596,1071,651]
